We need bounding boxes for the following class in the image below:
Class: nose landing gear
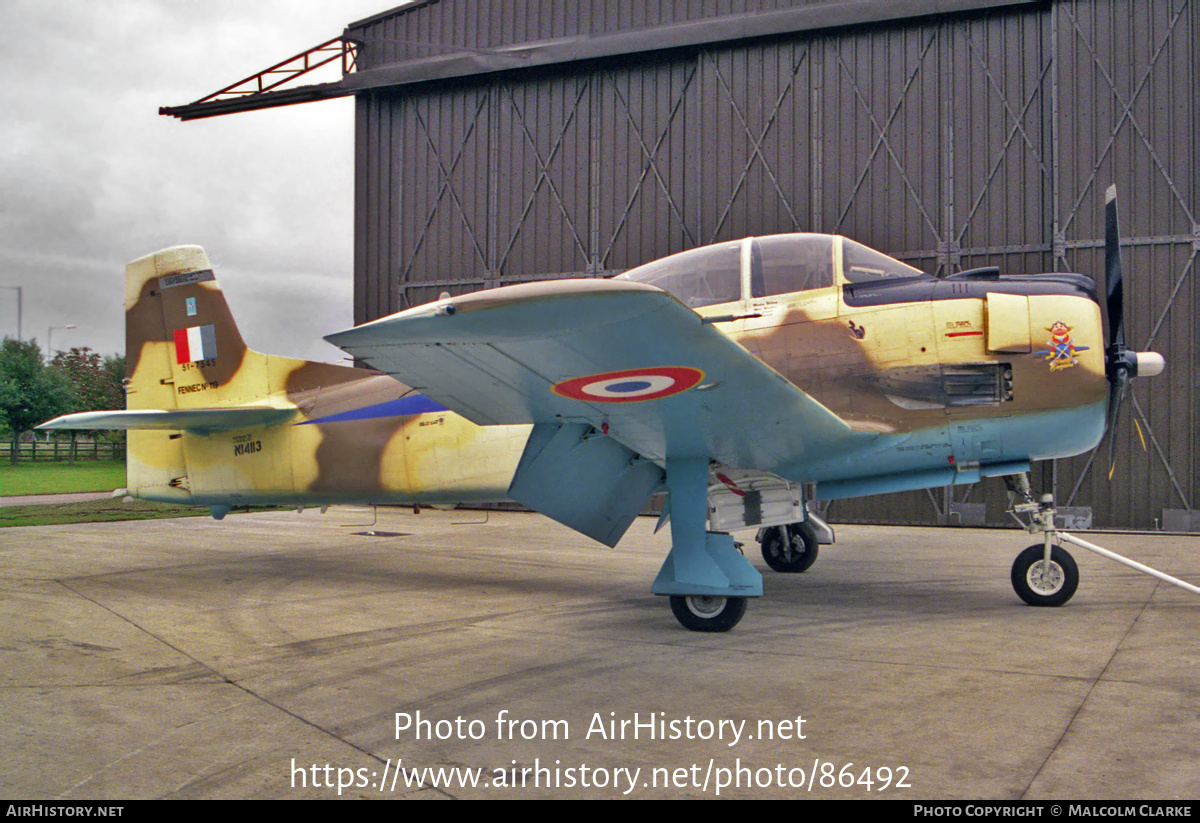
[1011,544,1079,606]
[1006,474,1199,605]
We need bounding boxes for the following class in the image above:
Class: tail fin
[42,245,383,506]
[126,245,267,410]
[119,246,273,501]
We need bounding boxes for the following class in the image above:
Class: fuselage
[614,234,1108,494]
[122,237,1108,508]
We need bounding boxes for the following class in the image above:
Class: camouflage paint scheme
[37,238,1126,631]
[47,239,1109,517]
[118,246,529,509]
[325,234,1109,505]
[707,238,1108,493]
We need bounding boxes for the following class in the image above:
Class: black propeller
[1104,185,1125,355]
[1101,185,1164,477]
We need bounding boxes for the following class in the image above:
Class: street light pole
[47,324,75,360]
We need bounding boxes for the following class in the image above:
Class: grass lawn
[0,461,277,526]
[0,461,127,496]
[0,498,216,528]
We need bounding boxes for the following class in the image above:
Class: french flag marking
[174,324,217,364]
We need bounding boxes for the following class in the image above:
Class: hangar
[162,0,1197,531]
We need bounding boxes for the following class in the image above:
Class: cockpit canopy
[613,239,744,308]
[614,233,926,308]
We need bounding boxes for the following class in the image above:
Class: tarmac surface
[1,506,1196,800]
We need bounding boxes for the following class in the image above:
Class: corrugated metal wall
[352,0,859,65]
[351,0,1197,530]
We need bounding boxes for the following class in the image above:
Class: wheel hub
[684,595,726,618]
[770,541,797,562]
[784,535,804,560]
[1026,560,1065,595]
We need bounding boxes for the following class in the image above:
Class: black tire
[669,595,747,632]
[1011,544,1079,607]
[760,524,819,573]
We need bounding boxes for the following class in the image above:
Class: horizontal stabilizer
[37,407,296,433]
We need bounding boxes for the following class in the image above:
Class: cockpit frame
[614,234,926,311]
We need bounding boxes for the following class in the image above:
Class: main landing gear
[1006,474,1199,606]
[652,459,762,633]
[668,594,748,632]
[760,522,819,573]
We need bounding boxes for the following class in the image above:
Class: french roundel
[552,367,705,403]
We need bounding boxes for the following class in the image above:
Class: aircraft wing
[326,279,856,473]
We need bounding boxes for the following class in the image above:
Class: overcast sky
[1,1,402,363]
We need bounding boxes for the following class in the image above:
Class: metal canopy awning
[160,0,1036,120]
[159,36,361,120]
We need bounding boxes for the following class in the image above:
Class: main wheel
[760,524,819,573]
[669,595,747,632]
[1011,544,1079,607]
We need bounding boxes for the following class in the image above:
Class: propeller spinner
[1101,185,1165,474]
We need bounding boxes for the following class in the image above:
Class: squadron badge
[1035,321,1090,371]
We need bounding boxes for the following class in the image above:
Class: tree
[101,353,126,409]
[0,338,77,463]
[50,347,125,411]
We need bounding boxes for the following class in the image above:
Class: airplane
[39,186,1165,632]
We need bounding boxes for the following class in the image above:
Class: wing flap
[509,422,664,547]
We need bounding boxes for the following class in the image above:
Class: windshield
[842,239,927,283]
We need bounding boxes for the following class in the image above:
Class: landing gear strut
[1007,481,1080,607]
[1006,474,1199,605]
[653,459,762,632]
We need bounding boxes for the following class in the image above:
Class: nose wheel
[1011,544,1079,606]
[1004,476,1199,607]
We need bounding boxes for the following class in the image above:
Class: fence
[4,438,125,462]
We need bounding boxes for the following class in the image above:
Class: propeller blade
[1103,185,1130,482]
[1099,185,1164,481]
[1104,184,1125,349]
[1105,374,1128,480]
